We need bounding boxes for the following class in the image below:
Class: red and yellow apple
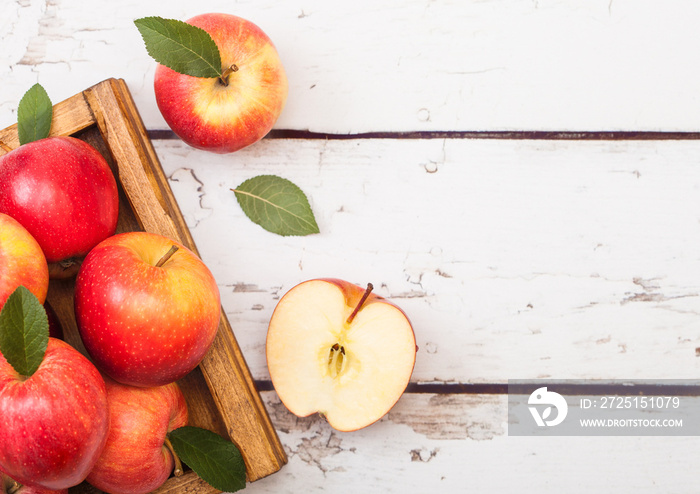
[74,231,221,387]
[0,137,119,275]
[0,136,119,277]
[0,338,109,490]
[86,377,188,494]
[0,213,48,309]
[266,279,417,431]
[154,13,288,153]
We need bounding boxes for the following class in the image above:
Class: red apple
[74,231,221,387]
[266,279,417,431]
[0,338,109,490]
[86,377,188,494]
[1,473,67,494]
[154,13,288,153]
[0,136,119,277]
[0,213,48,309]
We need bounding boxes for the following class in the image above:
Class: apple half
[266,279,417,431]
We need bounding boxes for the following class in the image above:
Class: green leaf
[168,426,246,493]
[233,175,320,236]
[17,83,53,145]
[0,286,49,377]
[134,16,222,78]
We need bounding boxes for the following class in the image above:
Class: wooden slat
[75,471,212,494]
[0,91,95,155]
[79,78,287,482]
[3,0,700,133]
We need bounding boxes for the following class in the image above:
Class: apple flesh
[154,13,288,153]
[0,338,109,490]
[86,377,188,494]
[266,279,417,431]
[0,213,48,309]
[0,136,119,276]
[74,231,221,387]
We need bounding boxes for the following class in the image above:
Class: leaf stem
[156,245,179,268]
[218,64,239,86]
[164,437,184,477]
[346,283,374,324]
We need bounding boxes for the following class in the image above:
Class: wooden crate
[0,78,287,492]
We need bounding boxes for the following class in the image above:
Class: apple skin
[267,278,417,432]
[0,338,109,490]
[74,231,221,387]
[154,13,288,153]
[86,377,188,494]
[0,213,49,310]
[1,473,68,494]
[0,136,119,270]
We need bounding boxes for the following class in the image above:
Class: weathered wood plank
[154,137,700,383]
[3,0,700,133]
[246,391,700,493]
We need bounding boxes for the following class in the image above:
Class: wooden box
[0,78,287,492]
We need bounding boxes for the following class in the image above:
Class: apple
[0,213,48,309]
[86,377,188,494]
[0,338,109,490]
[74,231,221,387]
[266,279,417,431]
[0,136,119,277]
[154,13,288,153]
[1,473,67,494]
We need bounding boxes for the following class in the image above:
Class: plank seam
[149,129,700,141]
[255,380,700,396]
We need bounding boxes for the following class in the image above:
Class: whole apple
[1,473,68,494]
[0,213,48,309]
[86,377,188,494]
[267,279,417,431]
[154,13,288,153]
[74,231,221,387]
[0,136,119,276]
[0,338,109,490]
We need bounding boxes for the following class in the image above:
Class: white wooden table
[4,1,700,492]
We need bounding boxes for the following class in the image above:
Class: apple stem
[7,480,21,494]
[346,283,374,324]
[48,257,83,279]
[156,245,179,268]
[164,437,184,478]
[218,64,239,86]
[0,140,12,153]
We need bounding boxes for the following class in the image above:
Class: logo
[528,387,568,427]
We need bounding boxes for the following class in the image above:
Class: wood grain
[0,91,95,154]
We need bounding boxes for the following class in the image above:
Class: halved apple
[266,279,417,431]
